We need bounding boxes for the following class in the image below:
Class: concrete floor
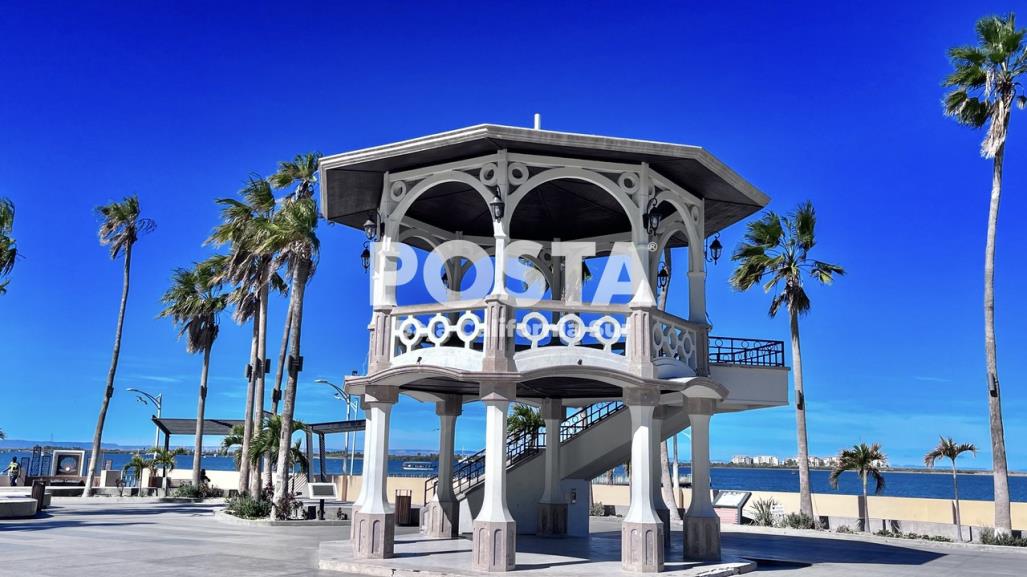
[1,502,1025,577]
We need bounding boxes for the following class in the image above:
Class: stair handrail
[423,400,626,502]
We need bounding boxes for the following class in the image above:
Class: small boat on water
[402,461,436,472]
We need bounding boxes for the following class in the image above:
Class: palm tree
[159,257,228,487]
[0,197,17,295]
[84,196,155,496]
[208,176,277,495]
[149,447,187,496]
[925,437,977,541]
[942,13,1025,535]
[0,427,6,439]
[122,453,152,496]
[268,152,320,414]
[730,201,844,520]
[508,404,545,448]
[829,443,886,532]
[221,416,309,495]
[267,153,322,518]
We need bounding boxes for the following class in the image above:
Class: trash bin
[395,489,413,526]
[31,480,46,511]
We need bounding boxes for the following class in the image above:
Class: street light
[314,376,360,483]
[126,387,162,459]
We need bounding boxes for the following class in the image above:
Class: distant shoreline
[708,464,1027,477]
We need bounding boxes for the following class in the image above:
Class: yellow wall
[590,484,1027,530]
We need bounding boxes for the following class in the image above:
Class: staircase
[423,401,625,503]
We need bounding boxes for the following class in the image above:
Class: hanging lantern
[490,193,505,222]
[360,244,371,272]
[707,234,723,265]
[657,263,670,289]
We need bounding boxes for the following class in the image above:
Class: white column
[650,406,672,537]
[423,395,461,539]
[684,397,720,561]
[540,399,563,504]
[477,400,513,523]
[472,382,516,571]
[350,398,372,538]
[436,413,458,502]
[353,386,397,560]
[538,399,567,536]
[359,402,393,516]
[621,388,664,572]
[688,271,706,324]
[625,403,659,525]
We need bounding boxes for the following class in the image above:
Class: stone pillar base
[352,511,395,560]
[621,521,664,572]
[536,502,567,536]
[472,519,516,572]
[421,498,459,539]
[684,515,721,562]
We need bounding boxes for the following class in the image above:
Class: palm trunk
[238,321,258,494]
[251,281,270,496]
[951,461,963,541]
[861,474,869,532]
[192,345,211,488]
[790,308,814,521]
[672,434,681,509]
[84,242,132,497]
[660,440,681,521]
[272,259,310,518]
[271,302,292,414]
[984,142,1011,535]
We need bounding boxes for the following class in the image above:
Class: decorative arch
[652,193,703,273]
[506,167,641,239]
[386,170,495,238]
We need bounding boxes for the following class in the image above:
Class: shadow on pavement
[723,530,945,566]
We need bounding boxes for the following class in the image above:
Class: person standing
[4,457,20,486]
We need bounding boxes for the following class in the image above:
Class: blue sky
[1,1,1025,469]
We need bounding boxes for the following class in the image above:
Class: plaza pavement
[1,501,1025,576]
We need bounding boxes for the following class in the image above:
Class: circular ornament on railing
[557,314,586,346]
[397,316,423,348]
[507,162,529,185]
[591,315,622,347]
[426,314,450,346]
[456,312,482,344]
[389,180,408,201]
[690,205,701,224]
[480,163,499,186]
[618,172,640,194]
[651,323,664,351]
[518,311,550,347]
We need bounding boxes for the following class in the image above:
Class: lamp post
[127,388,162,459]
[314,377,360,482]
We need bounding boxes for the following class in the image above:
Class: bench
[0,497,38,518]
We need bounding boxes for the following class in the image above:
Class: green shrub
[747,497,778,527]
[589,501,605,517]
[873,529,952,543]
[172,483,224,499]
[225,494,272,519]
[835,525,853,534]
[980,528,1027,547]
[778,512,817,529]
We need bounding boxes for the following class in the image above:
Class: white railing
[650,310,705,372]
[514,301,630,355]
[390,300,486,357]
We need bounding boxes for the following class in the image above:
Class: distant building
[753,455,779,466]
[731,455,754,465]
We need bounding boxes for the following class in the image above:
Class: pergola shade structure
[321,125,790,572]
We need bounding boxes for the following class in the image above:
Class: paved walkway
[1,502,1024,576]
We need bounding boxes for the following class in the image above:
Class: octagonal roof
[320,124,769,239]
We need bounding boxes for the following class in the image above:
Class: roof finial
[533,113,541,130]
